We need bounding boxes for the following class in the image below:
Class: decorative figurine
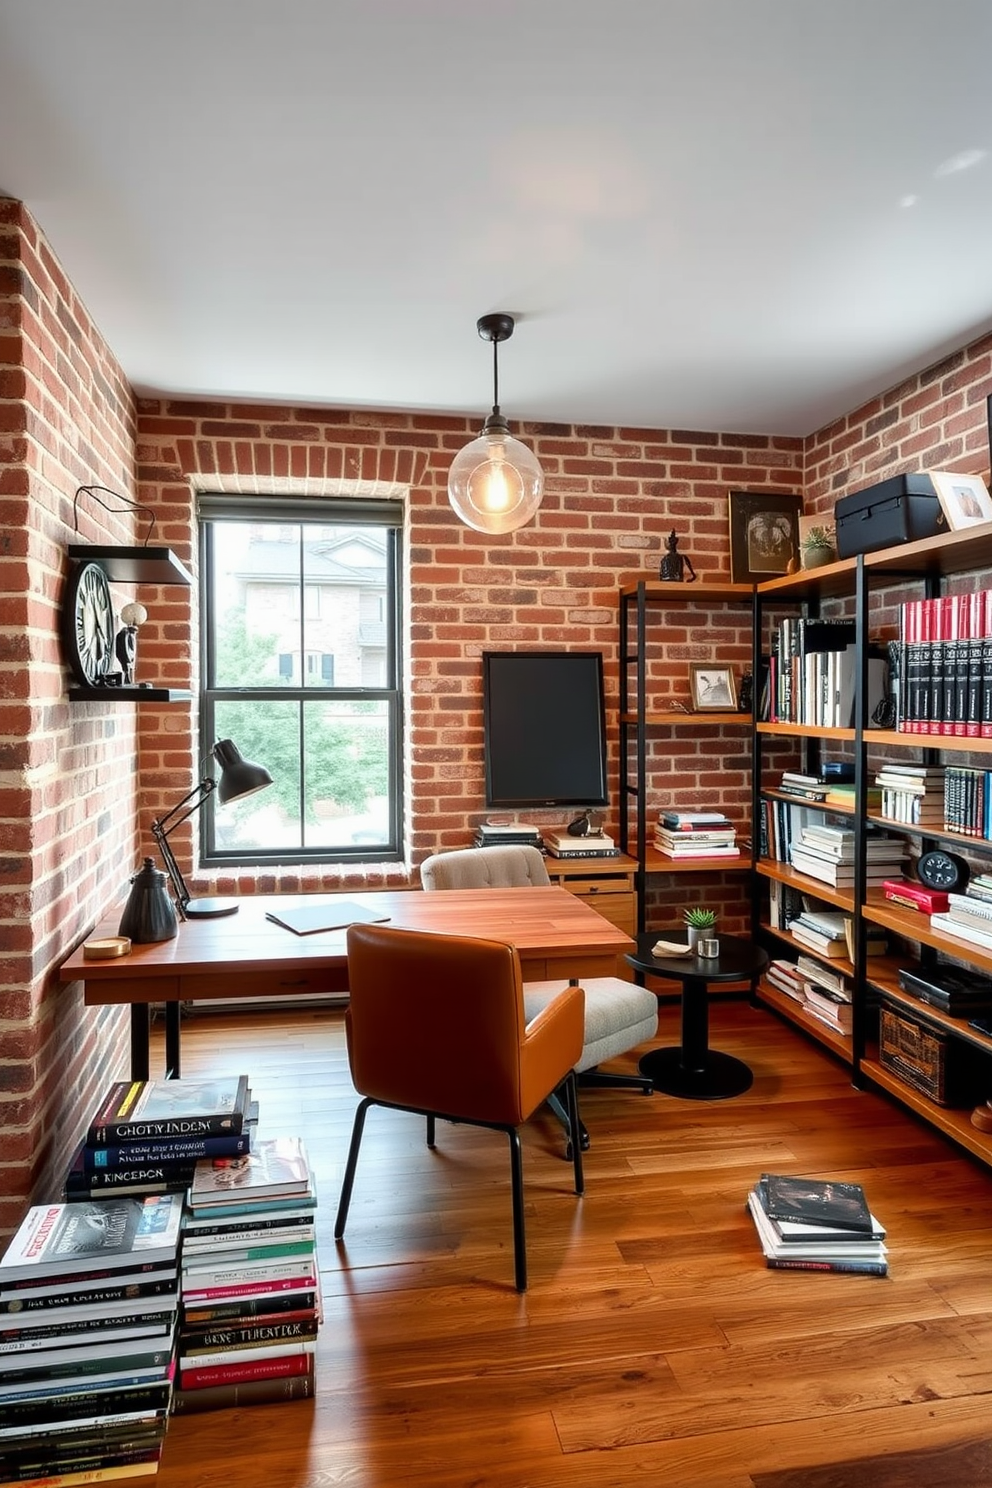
[659,530,696,582]
[738,668,754,714]
[114,601,148,686]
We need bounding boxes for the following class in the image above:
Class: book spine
[88,1114,243,1143]
[179,1350,312,1390]
[171,1364,315,1413]
[0,1311,176,1349]
[764,1256,887,1275]
[85,1133,250,1169]
[179,1273,316,1302]
[182,1318,317,1352]
[0,1277,177,1314]
[181,1291,316,1325]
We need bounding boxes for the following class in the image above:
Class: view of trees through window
[199,506,402,863]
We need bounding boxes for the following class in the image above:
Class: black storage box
[835,474,947,559]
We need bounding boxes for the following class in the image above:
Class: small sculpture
[114,601,147,686]
[659,530,696,583]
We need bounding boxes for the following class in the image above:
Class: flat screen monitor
[482,651,608,811]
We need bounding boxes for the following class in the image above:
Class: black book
[757,1172,873,1234]
[87,1076,249,1144]
[898,963,992,1015]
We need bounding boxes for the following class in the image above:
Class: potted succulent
[800,523,837,569]
[683,906,717,949]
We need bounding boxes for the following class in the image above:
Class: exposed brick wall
[134,406,802,922]
[0,201,137,1229]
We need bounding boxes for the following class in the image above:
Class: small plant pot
[686,925,713,950]
[801,546,836,570]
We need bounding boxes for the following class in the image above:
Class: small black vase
[118,858,178,944]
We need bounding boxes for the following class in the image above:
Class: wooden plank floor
[149,998,992,1488]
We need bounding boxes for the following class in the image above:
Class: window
[198,495,403,865]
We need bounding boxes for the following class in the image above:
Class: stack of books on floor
[746,1173,888,1276]
[789,822,905,888]
[0,1193,183,1483]
[64,1074,255,1203]
[654,810,741,860]
[173,1135,320,1414]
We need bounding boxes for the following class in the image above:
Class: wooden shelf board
[619,579,753,602]
[867,812,992,851]
[859,1056,992,1165]
[69,687,193,703]
[755,979,853,1062]
[621,711,751,726]
[642,847,751,875]
[68,544,193,586]
[867,728,992,755]
[757,722,856,741]
[756,556,858,599]
[755,859,855,911]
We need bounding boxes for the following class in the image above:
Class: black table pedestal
[628,933,767,1102]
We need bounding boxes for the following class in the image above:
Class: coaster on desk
[83,936,131,959]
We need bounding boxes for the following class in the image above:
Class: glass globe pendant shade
[447,416,545,535]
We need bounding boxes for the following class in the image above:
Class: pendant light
[447,313,544,534]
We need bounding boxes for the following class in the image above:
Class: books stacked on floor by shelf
[874,762,946,826]
[0,1193,183,1482]
[173,1136,320,1414]
[654,810,741,861]
[64,1075,255,1203]
[789,823,905,889]
[746,1173,888,1276]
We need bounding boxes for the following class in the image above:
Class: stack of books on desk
[0,1193,183,1481]
[654,811,741,860]
[746,1173,887,1276]
[173,1136,320,1414]
[64,1075,254,1203]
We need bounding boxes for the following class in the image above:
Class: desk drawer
[181,967,350,1002]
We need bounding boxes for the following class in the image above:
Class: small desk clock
[61,559,116,686]
[917,849,970,893]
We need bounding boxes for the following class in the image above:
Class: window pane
[213,698,392,854]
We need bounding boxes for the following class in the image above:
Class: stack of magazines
[746,1173,888,1276]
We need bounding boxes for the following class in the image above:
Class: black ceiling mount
[477,313,514,344]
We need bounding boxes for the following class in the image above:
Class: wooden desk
[60,888,634,1079]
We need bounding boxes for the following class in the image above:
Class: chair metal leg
[579,1068,653,1095]
[547,1087,590,1153]
[506,1127,527,1292]
[562,1072,584,1195]
[334,1096,373,1240]
[426,1112,436,1147]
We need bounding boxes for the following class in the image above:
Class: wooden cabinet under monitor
[542,851,638,936]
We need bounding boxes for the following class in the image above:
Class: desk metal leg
[130,1004,150,1081]
[164,1003,182,1079]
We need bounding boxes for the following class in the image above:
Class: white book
[930,913,992,953]
[948,892,992,921]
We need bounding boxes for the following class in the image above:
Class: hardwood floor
[150,997,992,1488]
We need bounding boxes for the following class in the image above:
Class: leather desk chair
[419,846,657,1152]
[335,922,585,1292]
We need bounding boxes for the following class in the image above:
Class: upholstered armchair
[335,922,586,1291]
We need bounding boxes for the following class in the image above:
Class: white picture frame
[929,470,992,530]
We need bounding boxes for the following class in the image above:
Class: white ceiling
[2,1,992,437]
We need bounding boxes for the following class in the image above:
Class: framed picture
[929,470,992,531]
[689,664,737,711]
[728,490,803,583]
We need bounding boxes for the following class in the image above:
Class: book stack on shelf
[654,810,741,861]
[746,1173,888,1276]
[931,891,992,955]
[796,957,853,1034]
[64,1075,255,1203]
[897,961,992,1016]
[874,761,946,827]
[789,822,905,889]
[764,959,806,1005]
[472,822,543,849]
[788,905,848,959]
[0,1193,183,1482]
[173,1136,320,1414]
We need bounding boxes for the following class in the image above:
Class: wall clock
[62,560,116,686]
[916,849,970,893]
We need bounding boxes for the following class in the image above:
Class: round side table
[626,931,768,1100]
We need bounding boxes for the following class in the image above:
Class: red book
[180,1350,312,1390]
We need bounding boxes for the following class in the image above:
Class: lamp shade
[212,739,273,805]
[447,420,545,535]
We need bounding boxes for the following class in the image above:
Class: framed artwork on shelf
[929,470,992,530]
[728,490,803,583]
[689,664,738,711]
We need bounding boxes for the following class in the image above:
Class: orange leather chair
[335,922,586,1291]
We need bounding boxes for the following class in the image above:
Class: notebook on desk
[265,901,391,936]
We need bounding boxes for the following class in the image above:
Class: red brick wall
[134,407,801,919]
[0,201,137,1228]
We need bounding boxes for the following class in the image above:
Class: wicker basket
[879,997,985,1107]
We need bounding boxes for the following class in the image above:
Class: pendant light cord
[491,337,501,418]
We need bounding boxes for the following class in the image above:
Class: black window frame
[197,493,404,867]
